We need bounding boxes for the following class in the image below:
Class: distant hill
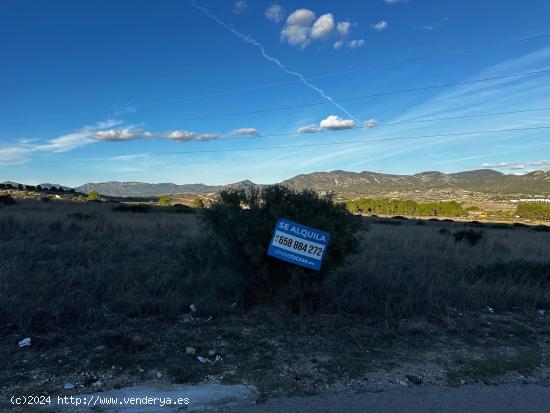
[1,181,22,187]
[281,170,550,197]
[75,182,222,197]
[74,179,261,197]
[39,183,73,191]
[1,181,71,191]
[7,169,550,198]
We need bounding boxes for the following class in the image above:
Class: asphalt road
[212,384,550,413]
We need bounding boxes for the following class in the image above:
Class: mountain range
[4,170,550,199]
[70,169,550,198]
[74,180,256,197]
[281,170,550,196]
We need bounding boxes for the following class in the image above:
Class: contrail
[189,0,359,122]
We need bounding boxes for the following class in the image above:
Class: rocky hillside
[74,179,258,197]
[281,170,550,197]
[75,182,222,197]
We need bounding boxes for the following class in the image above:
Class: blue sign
[267,218,331,271]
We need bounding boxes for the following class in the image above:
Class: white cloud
[233,0,246,14]
[165,130,241,142]
[231,128,260,137]
[0,119,265,165]
[364,119,378,128]
[92,128,150,141]
[165,130,198,142]
[347,39,365,48]
[481,160,549,170]
[35,119,122,153]
[109,153,150,161]
[372,21,388,31]
[196,133,223,141]
[281,24,311,48]
[320,115,356,130]
[298,124,320,133]
[17,137,39,144]
[286,8,316,26]
[280,8,363,50]
[281,9,316,48]
[265,4,284,23]
[311,13,335,40]
[0,119,123,165]
[337,21,352,36]
[384,0,407,4]
[0,146,30,165]
[422,17,449,31]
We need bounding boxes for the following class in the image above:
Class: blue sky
[1,0,550,186]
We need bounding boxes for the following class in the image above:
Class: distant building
[510,199,550,204]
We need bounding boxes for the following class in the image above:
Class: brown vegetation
[2,196,550,402]
[1,196,549,334]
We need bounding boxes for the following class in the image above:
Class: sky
[1,0,550,186]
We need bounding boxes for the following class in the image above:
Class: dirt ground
[2,309,550,410]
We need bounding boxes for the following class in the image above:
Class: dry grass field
[1,198,550,403]
[2,199,549,332]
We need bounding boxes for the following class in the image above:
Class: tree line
[516,203,550,220]
[345,198,466,217]
[0,183,75,193]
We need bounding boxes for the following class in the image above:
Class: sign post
[267,218,331,271]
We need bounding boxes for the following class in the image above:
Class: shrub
[87,191,101,202]
[172,204,194,213]
[468,221,484,227]
[453,229,483,246]
[0,193,16,205]
[192,198,204,208]
[466,205,482,211]
[158,194,172,206]
[202,184,361,311]
[517,203,550,220]
[112,204,150,213]
[346,198,465,217]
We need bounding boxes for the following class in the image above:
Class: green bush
[517,203,550,220]
[202,185,362,311]
[453,229,483,246]
[0,193,16,205]
[158,194,172,206]
[87,191,101,202]
[346,198,465,217]
[192,198,204,208]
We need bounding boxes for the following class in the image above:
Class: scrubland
[1,196,550,401]
[1,199,549,333]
